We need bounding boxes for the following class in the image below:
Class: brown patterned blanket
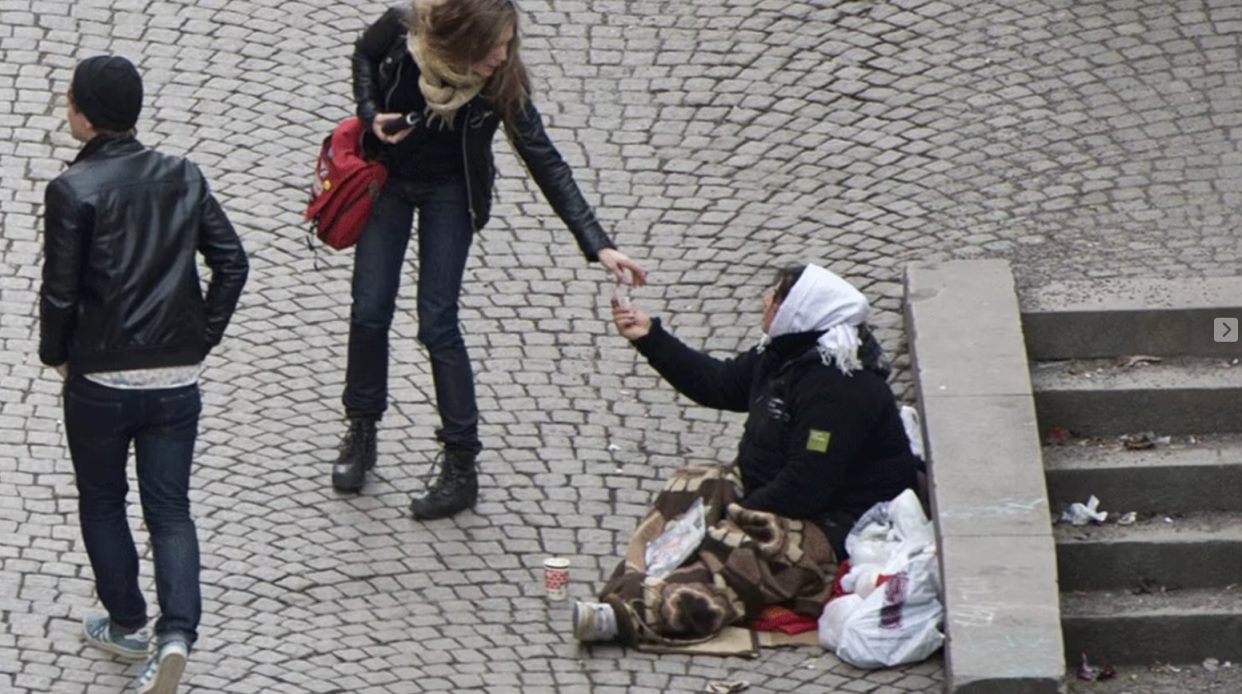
[599,465,838,645]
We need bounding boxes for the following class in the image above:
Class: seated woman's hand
[611,298,652,341]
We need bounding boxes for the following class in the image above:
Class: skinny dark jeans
[65,376,201,645]
[342,177,481,452]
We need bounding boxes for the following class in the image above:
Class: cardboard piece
[633,625,822,658]
[635,627,759,658]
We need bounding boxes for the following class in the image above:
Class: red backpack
[304,117,388,250]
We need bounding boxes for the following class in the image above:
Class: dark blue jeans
[64,376,201,646]
[343,177,481,453]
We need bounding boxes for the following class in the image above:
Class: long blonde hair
[411,0,531,131]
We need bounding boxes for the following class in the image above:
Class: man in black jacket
[39,55,247,694]
[576,264,917,643]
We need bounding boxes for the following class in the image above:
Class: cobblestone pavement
[2,0,1240,692]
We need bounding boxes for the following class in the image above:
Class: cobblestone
[5,0,1241,692]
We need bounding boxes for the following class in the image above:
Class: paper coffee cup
[544,557,570,600]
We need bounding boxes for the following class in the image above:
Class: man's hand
[611,297,652,341]
[371,113,415,144]
[53,364,68,380]
[598,248,647,287]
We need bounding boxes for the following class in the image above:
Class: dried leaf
[1120,432,1156,450]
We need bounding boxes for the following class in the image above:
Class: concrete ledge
[920,394,1048,538]
[942,536,1064,694]
[1021,277,1242,359]
[905,260,1065,693]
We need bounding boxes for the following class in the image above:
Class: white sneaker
[133,640,188,694]
[573,601,619,642]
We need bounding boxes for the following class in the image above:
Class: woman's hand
[372,113,415,144]
[598,248,647,287]
[611,298,652,341]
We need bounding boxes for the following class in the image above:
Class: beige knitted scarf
[407,31,486,129]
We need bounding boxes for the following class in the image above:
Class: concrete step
[1044,434,1242,514]
[1031,357,1242,436]
[1055,511,1242,592]
[1060,587,1242,665]
[1021,276,1242,360]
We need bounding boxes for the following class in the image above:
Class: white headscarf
[759,264,870,374]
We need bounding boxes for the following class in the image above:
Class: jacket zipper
[461,102,478,232]
[384,55,403,111]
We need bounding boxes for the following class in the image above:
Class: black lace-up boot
[331,418,377,493]
[409,449,478,519]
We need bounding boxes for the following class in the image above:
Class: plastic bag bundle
[818,489,944,668]
[843,489,934,568]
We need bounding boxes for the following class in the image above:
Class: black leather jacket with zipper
[352,5,615,261]
[39,135,248,375]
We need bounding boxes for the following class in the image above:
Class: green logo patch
[807,429,832,453]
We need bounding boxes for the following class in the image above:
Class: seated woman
[575,264,918,644]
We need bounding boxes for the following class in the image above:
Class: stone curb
[904,259,1065,694]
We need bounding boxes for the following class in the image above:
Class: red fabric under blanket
[752,559,854,635]
[751,605,820,635]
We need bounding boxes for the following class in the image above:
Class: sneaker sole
[139,650,186,694]
[87,640,149,661]
[572,602,591,641]
[573,601,621,642]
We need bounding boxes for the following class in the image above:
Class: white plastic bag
[844,564,884,599]
[823,490,943,668]
[1059,495,1108,526]
[844,489,933,568]
[888,489,935,550]
[835,549,944,668]
[900,405,925,460]
[818,593,863,650]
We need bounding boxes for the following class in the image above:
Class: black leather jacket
[351,5,614,261]
[39,136,248,375]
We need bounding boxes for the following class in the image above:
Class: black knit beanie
[71,56,143,132]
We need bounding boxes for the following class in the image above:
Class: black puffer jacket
[632,320,918,556]
[352,5,614,261]
[39,136,248,375]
